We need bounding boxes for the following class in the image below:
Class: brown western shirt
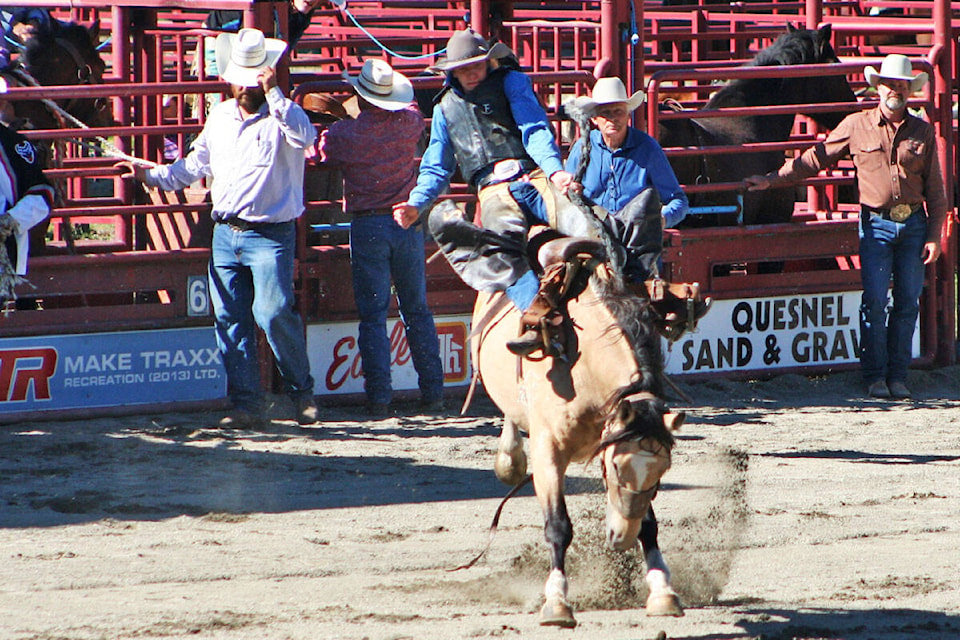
[772,105,948,242]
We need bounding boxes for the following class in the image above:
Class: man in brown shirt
[746,54,948,400]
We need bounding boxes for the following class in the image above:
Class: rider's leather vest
[437,69,533,186]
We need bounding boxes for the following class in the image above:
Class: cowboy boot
[506,263,566,357]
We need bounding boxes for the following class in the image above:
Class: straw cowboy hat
[864,54,928,94]
[345,59,413,111]
[430,29,513,72]
[215,28,287,88]
[582,77,646,115]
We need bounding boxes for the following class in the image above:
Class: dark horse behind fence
[0,21,110,254]
[2,21,109,132]
[472,253,684,628]
[656,25,856,226]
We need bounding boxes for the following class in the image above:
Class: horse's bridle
[598,390,671,520]
[600,439,668,520]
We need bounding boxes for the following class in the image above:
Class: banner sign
[662,290,919,375]
[0,327,225,413]
[307,315,471,396]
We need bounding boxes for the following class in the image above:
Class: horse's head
[22,22,105,87]
[757,24,856,130]
[598,390,679,551]
[17,21,110,130]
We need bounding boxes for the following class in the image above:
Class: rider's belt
[473,158,538,190]
[351,207,394,217]
[215,216,286,231]
[862,203,923,222]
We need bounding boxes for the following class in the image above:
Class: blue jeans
[858,210,928,384]
[210,221,314,412]
[350,215,444,405]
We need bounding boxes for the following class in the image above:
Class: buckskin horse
[472,247,684,628]
[657,24,856,226]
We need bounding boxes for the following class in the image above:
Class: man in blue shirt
[565,77,689,283]
[393,29,591,357]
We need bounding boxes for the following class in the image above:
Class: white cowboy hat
[345,59,413,111]
[864,54,928,93]
[215,28,287,88]
[430,29,514,72]
[581,77,646,116]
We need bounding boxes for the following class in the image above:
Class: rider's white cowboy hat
[581,77,646,116]
[345,59,413,111]
[430,29,513,72]
[864,54,928,93]
[215,28,287,88]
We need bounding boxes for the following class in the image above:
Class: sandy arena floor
[1,366,958,639]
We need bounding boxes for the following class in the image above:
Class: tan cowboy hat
[864,54,928,93]
[345,59,413,111]
[581,77,645,116]
[215,28,287,88]
[430,29,513,72]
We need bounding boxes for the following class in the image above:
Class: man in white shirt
[120,29,318,428]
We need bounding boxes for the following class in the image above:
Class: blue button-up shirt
[566,127,689,229]
[407,69,565,213]
[145,86,315,223]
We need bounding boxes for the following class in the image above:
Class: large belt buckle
[491,159,523,183]
[890,203,913,222]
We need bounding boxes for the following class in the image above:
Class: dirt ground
[1,365,959,640]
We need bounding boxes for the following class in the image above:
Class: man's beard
[236,88,266,113]
[884,95,906,111]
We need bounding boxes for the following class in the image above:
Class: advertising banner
[0,327,225,413]
[663,290,919,375]
[307,315,471,396]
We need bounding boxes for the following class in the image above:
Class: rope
[0,213,29,305]
[564,96,624,275]
[338,4,447,61]
[14,67,156,168]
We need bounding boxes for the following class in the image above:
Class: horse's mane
[748,26,834,68]
[590,268,664,398]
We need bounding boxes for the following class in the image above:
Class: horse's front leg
[640,505,684,617]
[494,417,527,486]
[530,437,576,628]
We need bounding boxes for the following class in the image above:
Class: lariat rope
[13,67,156,168]
[0,213,30,309]
[563,96,624,275]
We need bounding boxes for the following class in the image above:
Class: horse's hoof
[494,449,527,486]
[646,592,684,617]
[539,598,577,628]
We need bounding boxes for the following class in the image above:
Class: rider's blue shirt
[407,69,565,213]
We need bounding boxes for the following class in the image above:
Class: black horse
[16,21,110,131]
[657,25,857,226]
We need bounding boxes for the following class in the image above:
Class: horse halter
[601,440,667,520]
[599,391,671,520]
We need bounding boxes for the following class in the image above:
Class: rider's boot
[506,237,605,358]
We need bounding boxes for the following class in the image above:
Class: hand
[744,175,770,191]
[115,161,146,183]
[393,203,420,229]
[258,67,278,92]
[921,240,941,265]
[549,170,576,195]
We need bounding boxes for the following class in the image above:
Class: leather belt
[862,203,923,222]
[215,216,285,231]
[350,207,393,217]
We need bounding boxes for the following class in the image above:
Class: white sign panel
[662,290,920,375]
[307,314,472,396]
